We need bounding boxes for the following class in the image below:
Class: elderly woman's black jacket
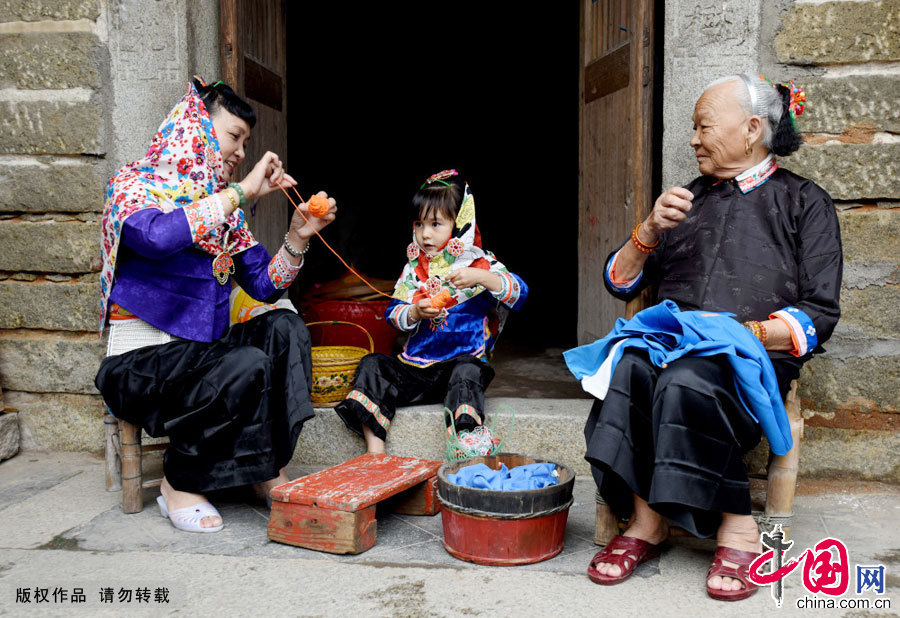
[606,167,842,363]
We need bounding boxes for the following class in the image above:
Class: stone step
[293,398,594,476]
[294,397,900,484]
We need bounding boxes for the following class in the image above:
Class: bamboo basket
[308,321,374,407]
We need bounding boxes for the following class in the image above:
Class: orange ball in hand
[429,289,452,309]
[307,194,330,218]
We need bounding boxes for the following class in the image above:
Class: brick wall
[773,0,900,420]
[0,0,219,453]
[0,0,109,451]
[758,0,900,481]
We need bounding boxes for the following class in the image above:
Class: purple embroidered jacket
[109,208,286,342]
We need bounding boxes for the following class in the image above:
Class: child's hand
[410,298,441,323]
[448,268,502,293]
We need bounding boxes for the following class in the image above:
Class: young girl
[335,170,528,454]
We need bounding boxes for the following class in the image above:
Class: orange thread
[429,288,452,309]
[276,182,401,302]
[307,194,330,217]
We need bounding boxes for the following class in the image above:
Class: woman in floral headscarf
[95,77,337,533]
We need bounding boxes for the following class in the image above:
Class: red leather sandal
[587,535,663,585]
[706,546,760,601]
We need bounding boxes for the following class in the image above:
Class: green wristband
[228,182,246,208]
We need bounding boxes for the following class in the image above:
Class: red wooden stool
[268,453,442,554]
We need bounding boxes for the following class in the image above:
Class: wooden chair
[105,412,167,514]
[594,380,803,543]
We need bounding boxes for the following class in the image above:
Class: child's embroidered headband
[192,75,225,90]
[420,169,458,189]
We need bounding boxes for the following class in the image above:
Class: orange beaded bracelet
[631,223,659,254]
[742,320,768,346]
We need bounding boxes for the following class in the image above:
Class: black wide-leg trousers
[334,353,495,441]
[584,348,798,538]
[95,310,314,494]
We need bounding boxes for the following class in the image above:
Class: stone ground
[1,452,899,617]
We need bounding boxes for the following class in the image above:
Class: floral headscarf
[98,81,257,332]
[393,183,498,311]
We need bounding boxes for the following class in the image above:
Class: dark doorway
[285,3,580,352]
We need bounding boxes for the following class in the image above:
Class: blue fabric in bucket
[447,462,558,490]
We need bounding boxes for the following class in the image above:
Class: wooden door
[577,0,656,344]
[220,0,288,255]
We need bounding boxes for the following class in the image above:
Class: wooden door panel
[578,0,655,344]
[220,0,288,256]
[591,0,630,58]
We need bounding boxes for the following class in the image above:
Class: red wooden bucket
[437,454,575,566]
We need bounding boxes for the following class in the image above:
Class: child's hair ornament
[420,169,458,189]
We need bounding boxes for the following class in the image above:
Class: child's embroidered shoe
[456,425,497,457]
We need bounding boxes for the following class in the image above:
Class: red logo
[749,525,851,607]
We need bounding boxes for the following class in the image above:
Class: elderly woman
[575,74,841,599]
[95,77,336,533]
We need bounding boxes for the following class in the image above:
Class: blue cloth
[563,300,792,455]
[447,462,558,490]
[110,208,282,342]
[385,272,528,367]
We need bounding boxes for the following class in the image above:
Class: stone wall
[769,0,900,427]
[665,0,900,477]
[663,0,764,185]
[0,0,219,453]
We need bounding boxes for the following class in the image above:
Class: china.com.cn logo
[748,525,889,609]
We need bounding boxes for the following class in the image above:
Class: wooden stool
[268,453,442,554]
[104,414,167,514]
[594,380,804,543]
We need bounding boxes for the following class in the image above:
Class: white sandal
[156,495,224,533]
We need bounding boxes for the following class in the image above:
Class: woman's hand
[237,151,297,201]
[642,186,694,242]
[288,191,337,241]
[409,298,440,323]
[760,318,794,351]
[447,268,502,293]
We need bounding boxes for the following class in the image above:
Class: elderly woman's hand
[237,151,297,201]
[642,187,695,242]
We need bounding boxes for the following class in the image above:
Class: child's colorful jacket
[385,184,527,367]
